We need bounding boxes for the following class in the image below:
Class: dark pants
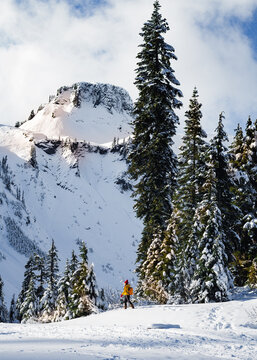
[124,295,134,309]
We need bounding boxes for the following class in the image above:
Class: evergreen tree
[167,88,208,302]
[69,250,79,276]
[70,242,96,318]
[34,253,46,301]
[140,227,168,303]
[20,274,38,322]
[16,255,35,321]
[189,163,233,303]
[230,117,257,286]
[86,264,99,307]
[0,275,8,322]
[208,113,239,261]
[175,88,208,221]
[54,259,72,321]
[9,295,17,323]
[229,124,254,285]
[242,117,257,249]
[128,0,182,295]
[40,240,59,321]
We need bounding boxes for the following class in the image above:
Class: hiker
[121,280,134,309]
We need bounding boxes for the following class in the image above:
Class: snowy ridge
[0,84,141,303]
[20,82,134,143]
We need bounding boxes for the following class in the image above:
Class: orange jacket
[122,284,131,296]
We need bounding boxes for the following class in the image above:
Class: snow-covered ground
[1,289,257,360]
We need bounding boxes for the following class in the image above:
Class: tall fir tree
[229,123,255,285]
[242,117,257,249]
[237,117,257,285]
[189,162,233,303]
[128,0,182,296]
[167,88,208,302]
[208,113,239,262]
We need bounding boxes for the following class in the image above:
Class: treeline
[0,240,106,323]
[128,1,257,304]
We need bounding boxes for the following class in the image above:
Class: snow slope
[0,83,141,304]
[0,289,257,359]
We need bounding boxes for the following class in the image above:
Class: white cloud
[0,0,256,140]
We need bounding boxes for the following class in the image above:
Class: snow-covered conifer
[168,88,208,302]
[9,295,17,323]
[208,113,239,262]
[34,254,46,301]
[242,117,257,252]
[140,227,168,304]
[70,242,96,318]
[229,124,254,285]
[16,255,36,321]
[54,259,72,321]
[40,240,59,322]
[86,263,99,307]
[0,275,8,322]
[189,164,233,303]
[20,274,38,322]
[128,0,182,298]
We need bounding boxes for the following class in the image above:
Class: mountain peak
[20,82,134,144]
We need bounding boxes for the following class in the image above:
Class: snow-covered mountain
[0,82,142,303]
[20,82,134,143]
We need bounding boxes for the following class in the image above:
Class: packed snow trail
[1,292,257,360]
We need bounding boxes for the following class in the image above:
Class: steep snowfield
[0,82,141,303]
[20,82,133,143]
[0,289,257,359]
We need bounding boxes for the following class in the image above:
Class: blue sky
[15,0,108,15]
[240,9,257,57]
[1,0,257,140]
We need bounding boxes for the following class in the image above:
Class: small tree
[140,227,168,303]
[20,275,38,322]
[0,275,8,322]
[9,295,18,323]
[70,242,96,318]
[54,260,72,321]
[16,255,36,321]
[86,264,99,307]
[34,254,46,303]
[40,240,59,322]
